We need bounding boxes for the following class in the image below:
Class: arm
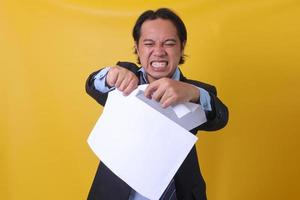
[144,77,228,132]
[85,68,108,106]
[85,61,140,106]
[185,79,229,132]
[86,62,228,131]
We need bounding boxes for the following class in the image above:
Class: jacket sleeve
[85,61,140,106]
[185,79,229,132]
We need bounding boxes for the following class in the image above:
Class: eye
[144,43,154,47]
[164,41,176,47]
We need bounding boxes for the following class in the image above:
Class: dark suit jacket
[86,62,229,200]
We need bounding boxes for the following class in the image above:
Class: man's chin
[146,72,170,82]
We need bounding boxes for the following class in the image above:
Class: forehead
[140,18,179,40]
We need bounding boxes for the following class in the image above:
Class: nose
[153,44,166,57]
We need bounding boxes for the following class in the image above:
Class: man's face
[135,18,184,83]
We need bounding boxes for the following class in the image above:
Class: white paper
[87,85,206,199]
[135,86,207,131]
[172,103,199,118]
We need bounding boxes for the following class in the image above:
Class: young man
[86,8,228,200]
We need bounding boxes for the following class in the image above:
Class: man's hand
[106,65,139,96]
[144,78,200,108]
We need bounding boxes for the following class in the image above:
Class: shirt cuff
[199,88,212,111]
[93,67,115,93]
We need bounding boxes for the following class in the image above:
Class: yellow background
[1,0,299,199]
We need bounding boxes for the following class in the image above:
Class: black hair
[132,8,187,64]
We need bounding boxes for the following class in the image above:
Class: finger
[161,96,175,108]
[151,86,166,102]
[123,78,138,96]
[106,69,118,87]
[144,81,159,98]
[118,75,131,91]
[114,72,124,88]
[159,90,171,106]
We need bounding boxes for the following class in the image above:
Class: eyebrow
[142,39,155,43]
[164,39,177,43]
[142,39,177,43]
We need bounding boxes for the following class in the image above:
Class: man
[86,8,228,200]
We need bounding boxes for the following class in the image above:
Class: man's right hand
[106,65,139,96]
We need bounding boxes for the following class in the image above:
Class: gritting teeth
[152,61,167,68]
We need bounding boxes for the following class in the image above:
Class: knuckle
[162,77,168,82]
[171,93,177,99]
[168,87,175,94]
[112,66,120,72]
[165,79,173,87]
[135,77,139,82]
[153,95,159,101]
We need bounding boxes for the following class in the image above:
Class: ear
[181,42,186,55]
[134,42,139,55]
[181,41,186,50]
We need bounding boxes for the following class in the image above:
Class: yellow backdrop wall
[1,0,299,199]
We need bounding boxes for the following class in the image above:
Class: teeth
[151,61,167,68]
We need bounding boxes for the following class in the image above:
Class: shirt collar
[138,67,180,83]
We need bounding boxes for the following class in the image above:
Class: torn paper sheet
[87,85,206,199]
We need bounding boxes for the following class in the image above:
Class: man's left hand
[144,78,200,108]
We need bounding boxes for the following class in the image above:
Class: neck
[146,74,157,83]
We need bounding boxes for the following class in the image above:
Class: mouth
[150,61,168,69]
